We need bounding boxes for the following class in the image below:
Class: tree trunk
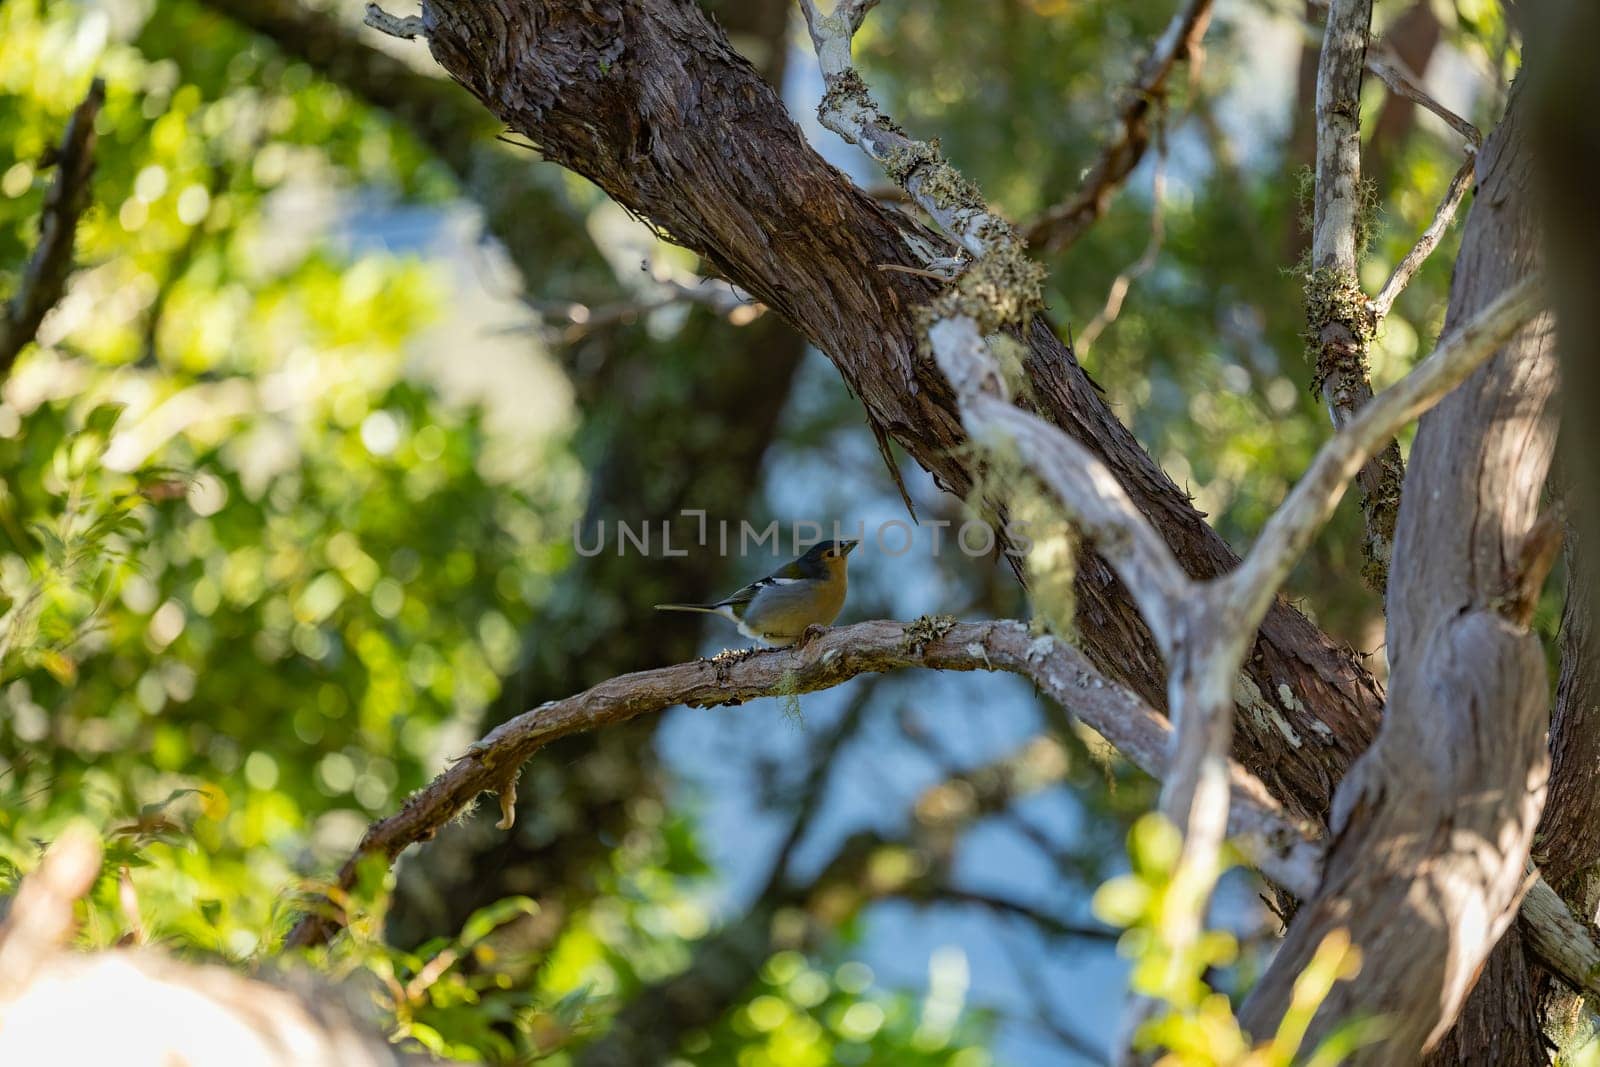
[1239,81,1558,1062]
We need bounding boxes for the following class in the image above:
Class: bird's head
[798,538,860,572]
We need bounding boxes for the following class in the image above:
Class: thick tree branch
[0,79,103,380]
[1521,875,1600,1010]
[1023,0,1214,254]
[798,9,1528,1049]
[284,618,1325,950]
[929,268,1540,1057]
[410,0,1388,831]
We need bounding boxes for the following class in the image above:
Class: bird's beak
[842,539,860,555]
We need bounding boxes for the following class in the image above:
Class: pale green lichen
[883,139,985,218]
[776,668,804,729]
[901,613,958,655]
[923,247,1046,337]
[987,334,1035,407]
[1352,176,1381,259]
[821,69,903,136]
[956,438,1078,638]
[1302,265,1374,393]
[1016,489,1078,641]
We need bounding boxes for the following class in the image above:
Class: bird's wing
[715,574,803,616]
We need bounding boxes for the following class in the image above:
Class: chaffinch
[655,539,859,646]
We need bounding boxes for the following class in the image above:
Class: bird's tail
[654,603,723,615]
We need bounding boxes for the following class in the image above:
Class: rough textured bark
[409,0,1387,829]
[1502,532,1599,1061]
[1539,536,1600,904]
[1239,84,1558,1062]
[1530,0,1600,609]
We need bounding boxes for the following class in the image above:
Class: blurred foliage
[684,950,994,1067]
[1094,815,1383,1065]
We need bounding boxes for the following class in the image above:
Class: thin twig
[1077,146,1169,352]
[1023,0,1214,254]
[1369,151,1477,322]
[1365,45,1482,147]
[0,79,104,379]
[931,888,1118,943]
[507,272,763,342]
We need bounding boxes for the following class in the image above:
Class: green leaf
[83,402,127,440]
[458,895,537,949]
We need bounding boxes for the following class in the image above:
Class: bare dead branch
[1366,45,1483,148]
[1369,151,1477,322]
[929,320,1189,648]
[363,2,426,39]
[283,618,1324,949]
[1521,875,1600,1009]
[1023,0,1215,254]
[800,0,1022,262]
[0,79,103,380]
